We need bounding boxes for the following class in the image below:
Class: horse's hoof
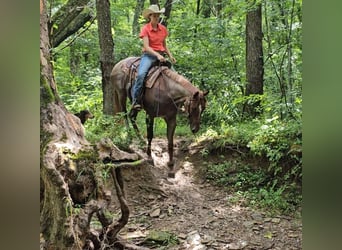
[168,172,175,178]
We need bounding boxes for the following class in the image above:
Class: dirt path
[112,137,302,249]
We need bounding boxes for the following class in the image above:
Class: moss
[60,132,68,142]
[144,230,179,246]
[40,130,54,158]
[70,149,99,162]
[40,72,55,107]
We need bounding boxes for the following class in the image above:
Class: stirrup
[132,103,142,110]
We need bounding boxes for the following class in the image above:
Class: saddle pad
[145,66,161,88]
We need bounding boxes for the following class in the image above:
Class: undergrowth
[198,117,302,215]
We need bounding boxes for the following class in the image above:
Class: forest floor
[109,137,302,250]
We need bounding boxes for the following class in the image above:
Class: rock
[226,239,248,249]
[263,242,275,249]
[178,233,187,240]
[97,138,139,162]
[251,212,263,222]
[185,231,207,250]
[264,217,272,222]
[271,217,281,223]
[201,234,214,244]
[288,233,298,238]
[149,208,161,217]
[243,221,254,228]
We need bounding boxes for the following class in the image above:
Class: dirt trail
[112,137,302,250]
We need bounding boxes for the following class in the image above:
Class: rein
[184,97,194,117]
[159,66,197,114]
[160,69,179,111]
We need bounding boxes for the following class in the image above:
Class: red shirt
[139,22,168,52]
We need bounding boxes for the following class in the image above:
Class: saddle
[121,57,172,90]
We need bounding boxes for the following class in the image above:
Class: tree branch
[49,0,94,48]
[106,167,130,243]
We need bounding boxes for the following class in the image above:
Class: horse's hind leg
[166,117,177,178]
[119,91,129,128]
[129,108,144,141]
[146,115,154,157]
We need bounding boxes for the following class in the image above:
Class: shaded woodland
[40,0,302,248]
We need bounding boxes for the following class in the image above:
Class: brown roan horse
[110,56,208,177]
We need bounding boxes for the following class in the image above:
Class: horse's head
[184,90,209,133]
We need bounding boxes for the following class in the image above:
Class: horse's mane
[161,67,199,94]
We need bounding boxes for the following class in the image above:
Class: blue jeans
[132,53,158,104]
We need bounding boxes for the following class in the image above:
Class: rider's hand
[158,54,166,62]
[170,56,176,64]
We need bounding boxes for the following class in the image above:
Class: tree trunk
[202,0,211,18]
[96,0,115,115]
[244,3,264,117]
[133,0,145,35]
[216,0,223,17]
[161,0,173,27]
[196,0,201,16]
[41,0,88,248]
[150,0,159,5]
[41,0,139,248]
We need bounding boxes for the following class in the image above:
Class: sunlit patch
[231,205,243,212]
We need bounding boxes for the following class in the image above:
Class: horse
[110,56,208,177]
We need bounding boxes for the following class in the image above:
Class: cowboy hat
[142,5,165,19]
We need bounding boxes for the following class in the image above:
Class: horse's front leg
[166,117,176,178]
[146,115,154,157]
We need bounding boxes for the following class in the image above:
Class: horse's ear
[193,91,199,99]
[203,90,209,96]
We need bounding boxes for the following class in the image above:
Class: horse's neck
[162,69,199,102]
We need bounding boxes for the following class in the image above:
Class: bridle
[183,97,193,117]
[184,95,204,118]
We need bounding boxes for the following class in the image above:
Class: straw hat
[142,5,165,19]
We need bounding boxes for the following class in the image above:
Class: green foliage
[199,114,301,214]
[51,0,302,215]
[247,116,302,179]
[205,160,301,214]
[86,113,134,150]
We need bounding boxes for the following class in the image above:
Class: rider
[131,4,176,111]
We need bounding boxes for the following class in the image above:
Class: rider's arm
[142,36,165,62]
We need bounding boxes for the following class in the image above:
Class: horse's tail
[111,57,140,116]
[113,89,121,115]
[110,60,128,116]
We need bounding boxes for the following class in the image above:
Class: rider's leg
[132,53,157,109]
